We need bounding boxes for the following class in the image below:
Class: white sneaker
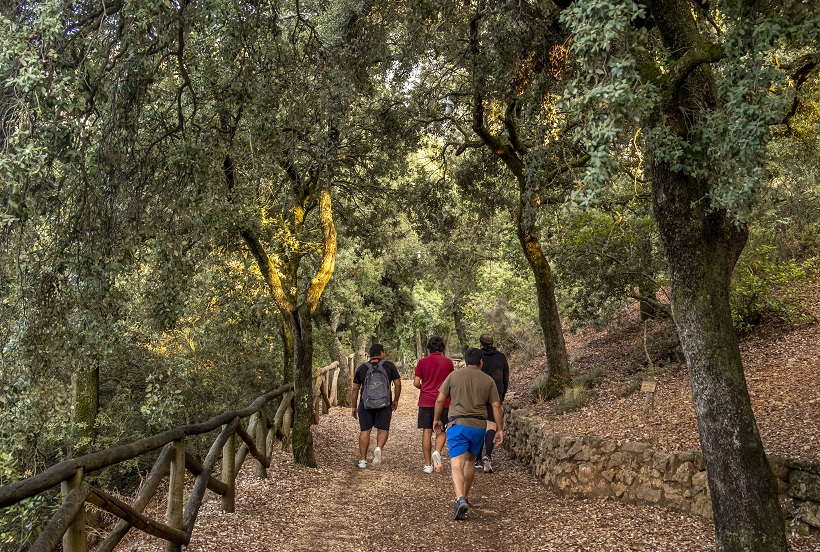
[423,465,433,474]
[358,459,367,469]
[432,450,443,472]
[372,447,382,466]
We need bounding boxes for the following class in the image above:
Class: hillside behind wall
[504,403,820,536]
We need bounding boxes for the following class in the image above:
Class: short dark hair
[427,336,445,353]
[369,343,385,358]
[464,347,482,366]
[479,334,493,346]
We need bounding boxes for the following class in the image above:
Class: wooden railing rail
[0,383,296,552]
[314,360,340,417]
[0,384,292,509]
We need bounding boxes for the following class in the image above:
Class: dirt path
[121,383,736,551]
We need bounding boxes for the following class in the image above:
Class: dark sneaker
[453,497,470,520]
[474,461,483,472]
[482,456,493,474]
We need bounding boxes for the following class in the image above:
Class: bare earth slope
[121,381,819,551]
[509,295,820,464]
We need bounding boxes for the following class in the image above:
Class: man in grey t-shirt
[433,347,504,520]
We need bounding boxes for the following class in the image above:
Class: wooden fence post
[329,366,340,407]
[221,429,236,513]
[61,467,86,552]
[282,405,293,451]
[166,438,185,552]
[254,410,268,479]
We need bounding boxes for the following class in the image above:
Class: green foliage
[530,366,604,409]
[464,258,542,357]
[573,366,606,390]
[559,1,656,208]
[731,247,819,332]
[553,204,666,328]
[559,0,820,224]
[552,385,597,415]
[0,450,59,550]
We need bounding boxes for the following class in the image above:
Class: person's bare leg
[450,453,467,500]
[376,429,389,449]
[359,430,371,461]
[462,453,477,498]
[434,431,447,455]
[422,429,433,465]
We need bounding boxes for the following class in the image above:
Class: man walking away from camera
[433,347,503,520]
[476,333,508,473]
[351,344,401,469]
[414,336,454,473]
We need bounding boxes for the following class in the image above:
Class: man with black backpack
[351,344,402,469]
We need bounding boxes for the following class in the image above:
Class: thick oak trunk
[652,163,786,551]
[287,305,316,468]
[645,1,788,548]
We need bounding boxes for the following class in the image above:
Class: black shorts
[358,404,392,431]
[486,404,495,423]
[417,406,448,429]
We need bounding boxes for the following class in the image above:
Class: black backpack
[361,360,392,410]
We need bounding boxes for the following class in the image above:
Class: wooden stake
[61,468,86,552]
[166,438,185,552]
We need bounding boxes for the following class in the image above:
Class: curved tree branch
[782,53,820,127]
[304,184,337,313]
[660,41,724,99]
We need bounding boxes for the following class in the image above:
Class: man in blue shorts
[433,347,503,520]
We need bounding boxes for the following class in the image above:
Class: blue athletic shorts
[446,424,485,458]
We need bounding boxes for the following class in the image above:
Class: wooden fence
[0,361,347,552]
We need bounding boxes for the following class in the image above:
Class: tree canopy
[2,0,820,549]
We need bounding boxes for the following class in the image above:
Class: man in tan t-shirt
[433,347,504,521]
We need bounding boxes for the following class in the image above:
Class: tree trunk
[71,363,99,457]
[652,163,786,551]
[515,213,571,398]
[351,332,368,365]
[415,329,423,360]
[281,319,294,383]
[287,305,317,468]
[638,283,660,321]
[645,1,787,548]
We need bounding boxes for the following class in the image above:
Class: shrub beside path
[122,383,819,551]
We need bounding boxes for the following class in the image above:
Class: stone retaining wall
[504,404,820,535]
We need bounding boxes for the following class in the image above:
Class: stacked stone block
[504,404,820,535]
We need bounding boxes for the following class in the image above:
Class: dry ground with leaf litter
[118,290,820,551]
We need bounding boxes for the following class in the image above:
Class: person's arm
[350,383,361,419]
[432,392,447,435]
[392,378,401,411]
[490,400,504,445]
[413,376,422,389]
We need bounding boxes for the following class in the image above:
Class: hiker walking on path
[475,333,509,474]
[351,344,402,469]
[433,347,503,520]
[414,336,454,473]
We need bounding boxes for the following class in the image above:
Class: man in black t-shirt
[350,344,402,469]
[476,333,509,473]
